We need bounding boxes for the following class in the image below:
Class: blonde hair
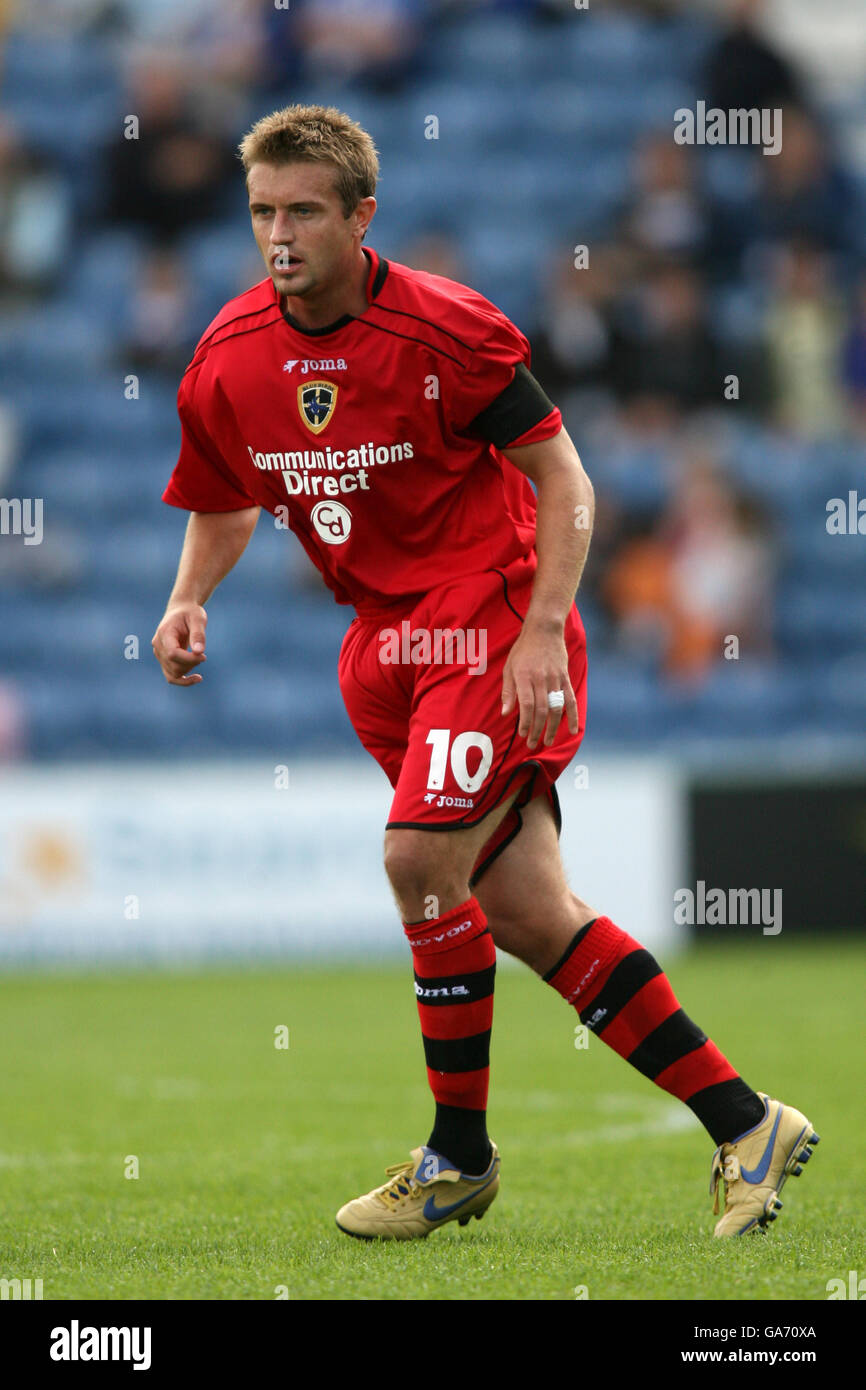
[238,104,379,219]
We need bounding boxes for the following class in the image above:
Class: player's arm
[152,506,260,686]
[500,426,595,749]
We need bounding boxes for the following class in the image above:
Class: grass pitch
[1,940,862,1301]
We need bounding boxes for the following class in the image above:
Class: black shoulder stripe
[193,299,280,355]
[185,311,284,377]
[364,298,475,353]
[465,362,556,449]
[356,316,466,367]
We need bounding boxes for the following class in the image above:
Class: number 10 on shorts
[425,728,494,794]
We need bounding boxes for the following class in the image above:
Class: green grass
[0,940,862,1300]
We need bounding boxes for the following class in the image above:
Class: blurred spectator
[603,457,775,683]
[0,117,71,305]
[752,107,855,261]
[285,0,428,93]
[115,246,197,378]
[530,244,633,413]
[663,457,775,678]
[615,261,724,413]
[704,0,804,115]
[617,135,710,268]
[765,239,845,438]
[162,0,267,123]
[102,51,237,244]
[842,271,866,436]
[601,509,671,661]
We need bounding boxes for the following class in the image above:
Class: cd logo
[311,500,352,545]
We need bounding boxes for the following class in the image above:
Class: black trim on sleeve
[465,362,556,448]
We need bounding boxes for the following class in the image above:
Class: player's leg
[381,787,526,1181]
[472,792,597,974]
[383,789,521,923]
[474,791,820,1235]
[475,793,766,1145]
[366,552,589,1194]
[334,794,524,1240]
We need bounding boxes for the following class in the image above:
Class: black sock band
[427,1102,491,1176]
[687,1078,767,1147]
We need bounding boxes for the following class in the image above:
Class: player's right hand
[151,603,208,685]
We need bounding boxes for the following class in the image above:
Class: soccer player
[152,105,818,1240]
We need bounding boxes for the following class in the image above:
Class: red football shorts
[337,552,588,884]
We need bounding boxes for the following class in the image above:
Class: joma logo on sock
[50,1321,152,1370]
[674,882,782,935]
[414,983,471,998]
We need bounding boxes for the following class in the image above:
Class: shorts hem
[385,761,564,887]
[385,757,545,834]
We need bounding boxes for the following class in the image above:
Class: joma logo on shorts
[414,983,471,998]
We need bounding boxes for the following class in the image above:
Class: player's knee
[383,829,461,907]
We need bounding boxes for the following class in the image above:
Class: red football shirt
[162,246,562,615]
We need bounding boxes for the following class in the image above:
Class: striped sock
[404,897,496,1175]
[544,916,766,1145]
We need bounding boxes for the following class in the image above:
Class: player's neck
[282,247,370,332]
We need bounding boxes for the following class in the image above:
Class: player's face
[247,161,364,301]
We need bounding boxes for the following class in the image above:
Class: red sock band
[545,914,630,1007]
[404,897,496,1111]
[547,916,739,1107]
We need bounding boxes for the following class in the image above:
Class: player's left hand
[501,621,579,750]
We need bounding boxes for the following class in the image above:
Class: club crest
[298,379,338,434]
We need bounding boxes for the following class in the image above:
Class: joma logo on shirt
[283,358,348,374]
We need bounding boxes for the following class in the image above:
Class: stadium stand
[0,0,863,759]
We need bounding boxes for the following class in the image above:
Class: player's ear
[353,196,376,242]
